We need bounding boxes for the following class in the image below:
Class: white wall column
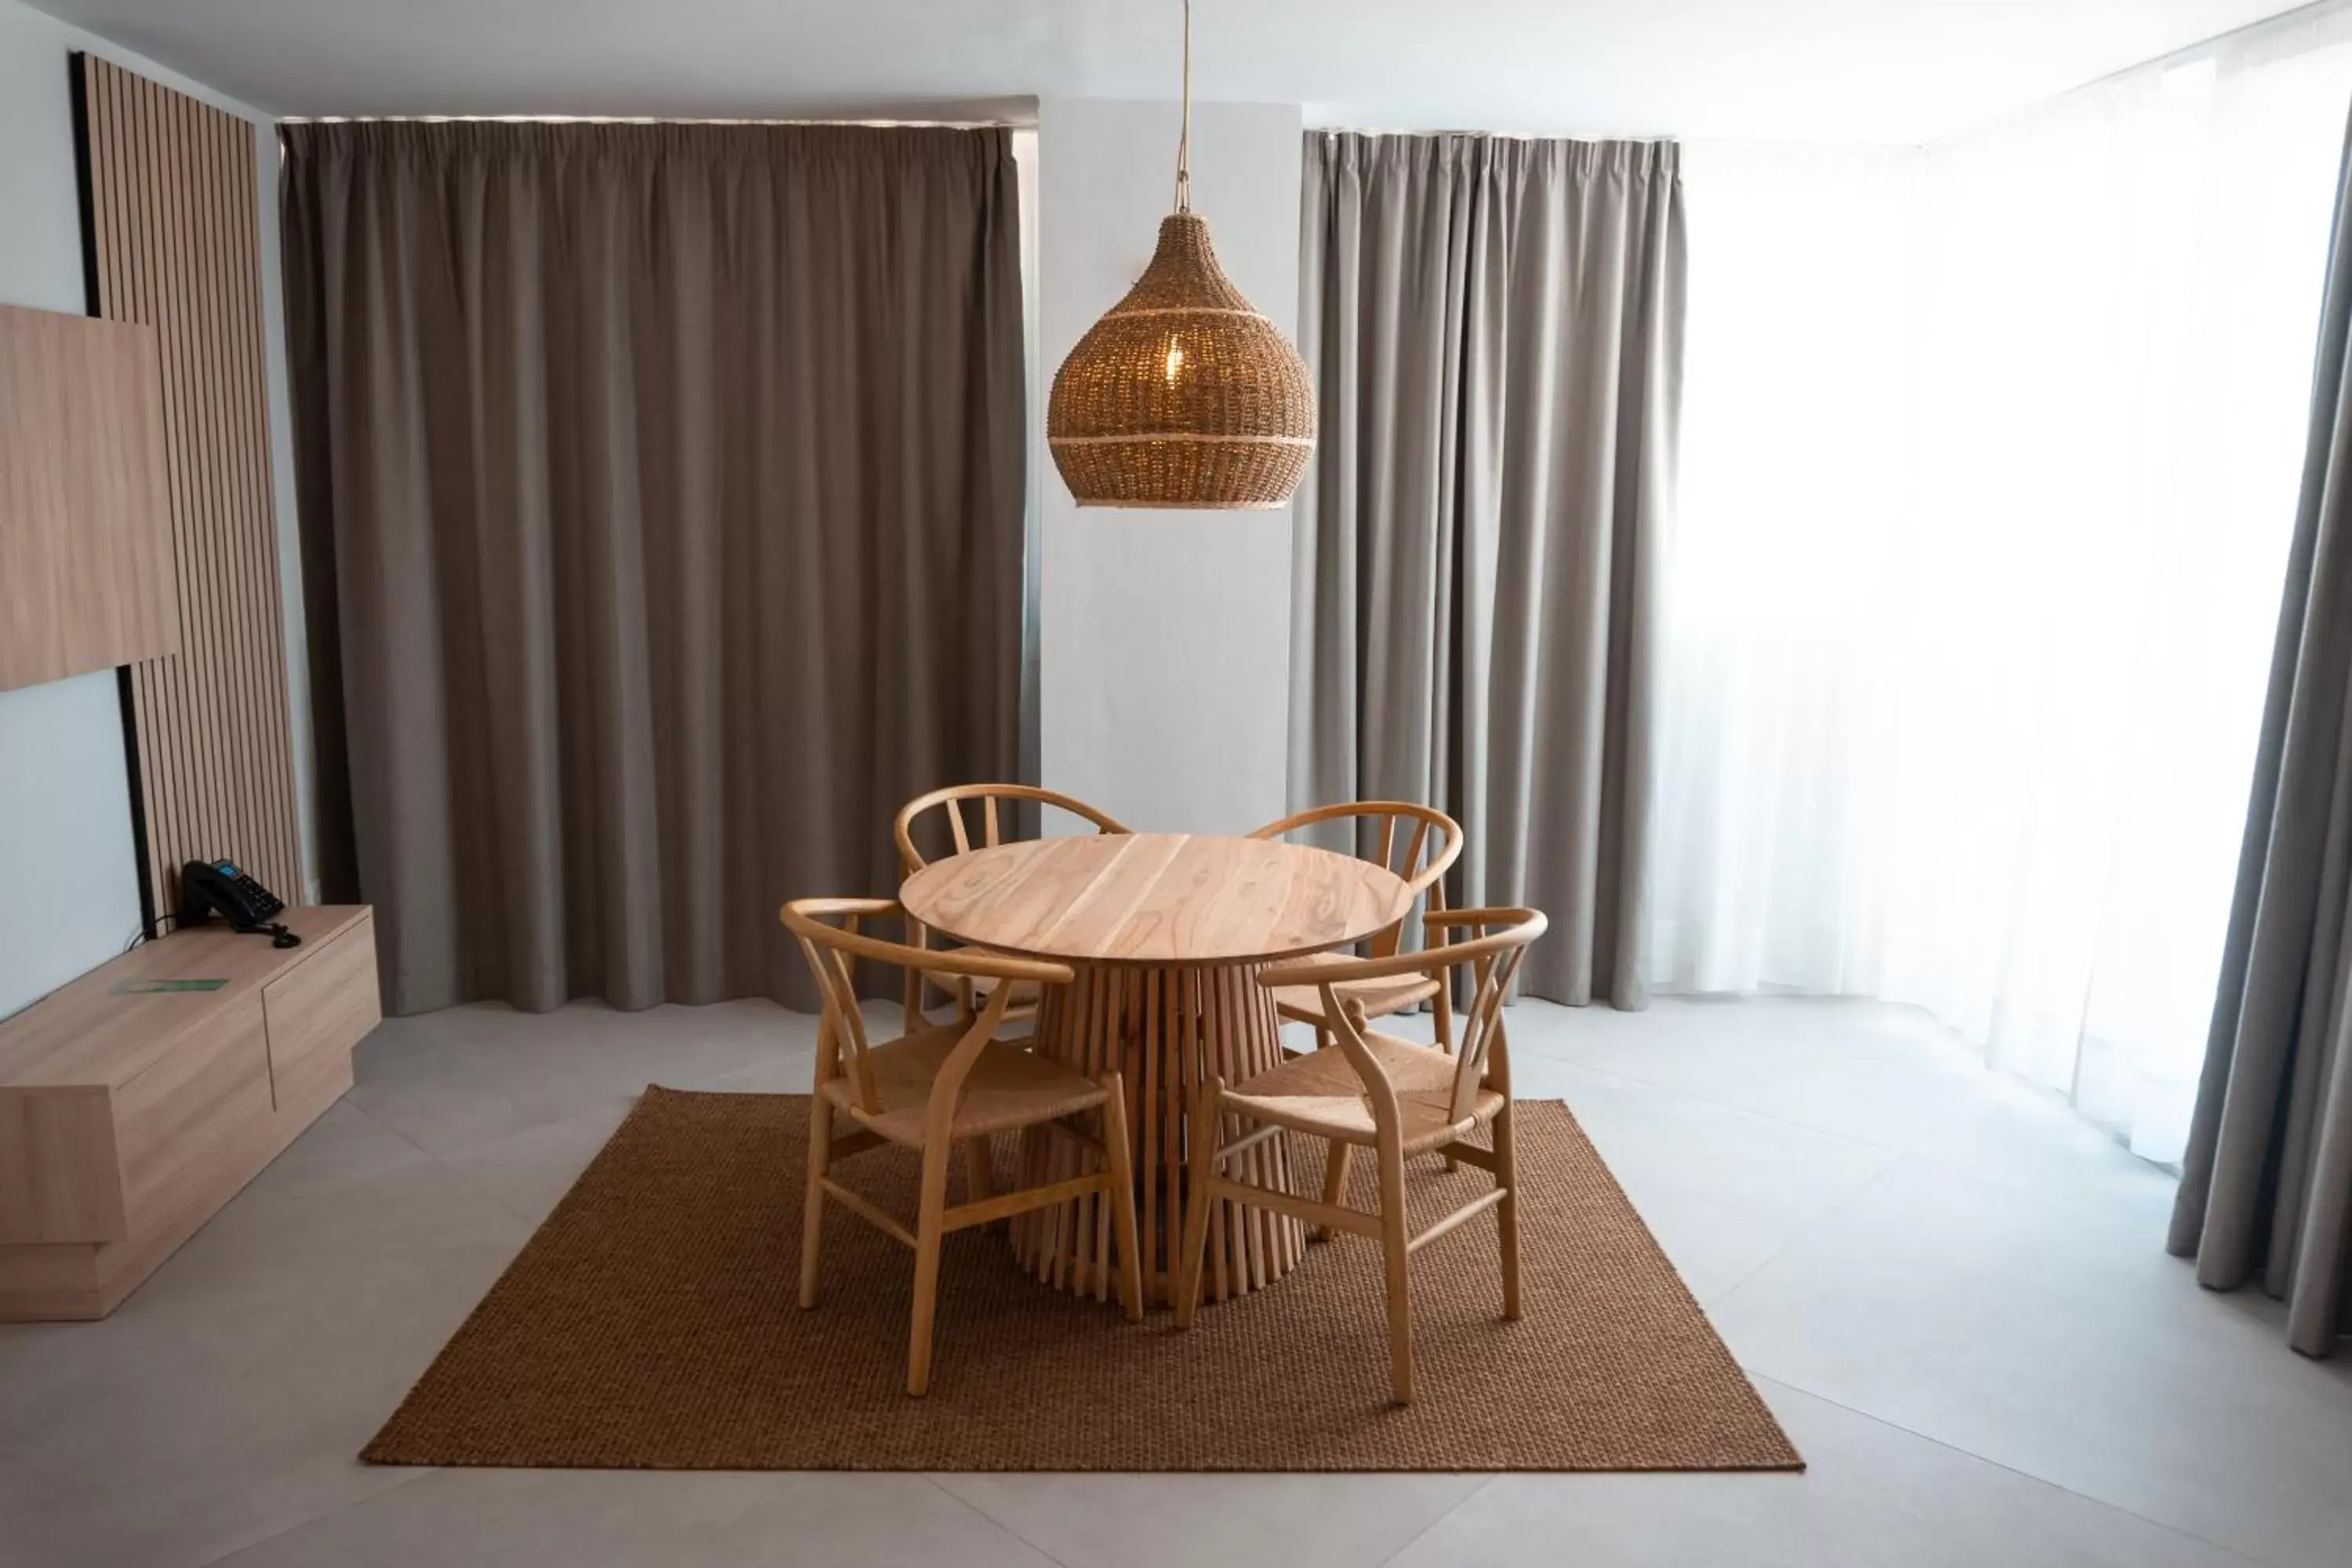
[1035,97,1302,836]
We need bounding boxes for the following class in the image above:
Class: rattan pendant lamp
[1046,0,1316,510]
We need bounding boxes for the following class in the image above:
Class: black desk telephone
[179,859,300,948]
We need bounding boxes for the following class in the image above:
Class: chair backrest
[1259,908,1546,1128]
[780,897,1075,1120]
[1247,801,1463,958]
[894,783,1131,874]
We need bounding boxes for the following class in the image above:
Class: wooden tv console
[0,906,379,1320]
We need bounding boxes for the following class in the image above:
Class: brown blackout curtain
[280,122,1025,1016]
[2167,105,2352,1357]
[1293,133,1683,1008]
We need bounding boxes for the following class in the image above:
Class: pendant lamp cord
[1174,0,1192,213]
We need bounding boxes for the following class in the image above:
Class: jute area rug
[365,1087,1801,1472]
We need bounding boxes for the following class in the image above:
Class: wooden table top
[898,833,1411,967]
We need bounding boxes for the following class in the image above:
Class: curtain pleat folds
[2169,104,2352,1357]
[1293,132,1683,1007]
[281,122,1025,1015]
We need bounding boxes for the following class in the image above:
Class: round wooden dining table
[898,831,1410,1306]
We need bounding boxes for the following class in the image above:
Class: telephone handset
[178,859,299,948]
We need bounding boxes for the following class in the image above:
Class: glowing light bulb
[1165,343,1184,383]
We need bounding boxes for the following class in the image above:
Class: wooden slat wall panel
[78,56,303,923]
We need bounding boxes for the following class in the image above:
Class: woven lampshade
[1047,211,1316,510]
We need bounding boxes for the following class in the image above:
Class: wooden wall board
[0,303,180,691]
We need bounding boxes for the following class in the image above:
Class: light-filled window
[1656,10,2352,1163]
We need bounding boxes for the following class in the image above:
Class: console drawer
[261,915,377,1113]
[114,993,271,1229]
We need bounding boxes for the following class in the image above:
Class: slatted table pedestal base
[1011,961,1305,1306]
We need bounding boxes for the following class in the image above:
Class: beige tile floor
[2,994,2344,1567]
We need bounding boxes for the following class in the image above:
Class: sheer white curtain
[1654,11,2352,1164]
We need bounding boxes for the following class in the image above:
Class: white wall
[1036,97,1301,836]
[0,0,313,1018]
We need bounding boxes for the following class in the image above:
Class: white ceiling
[27,0,2321,143]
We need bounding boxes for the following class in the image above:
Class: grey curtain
[281,122,1025,1015]
[2167,111,2352,1358]
[1293,133,1683,1008]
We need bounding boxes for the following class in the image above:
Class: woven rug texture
[365,1087,1802,1472]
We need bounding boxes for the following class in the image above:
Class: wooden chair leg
[963,1135,995,1208]
[1312,1139,1353,1243]
[1377,1134,1414,1405]
[798,1095,833,1309]
[906,1142,953,1396]
[1493,1104,1522,1320]
[1172,1078,1224,1330]
[1100,1073,1145,1322]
